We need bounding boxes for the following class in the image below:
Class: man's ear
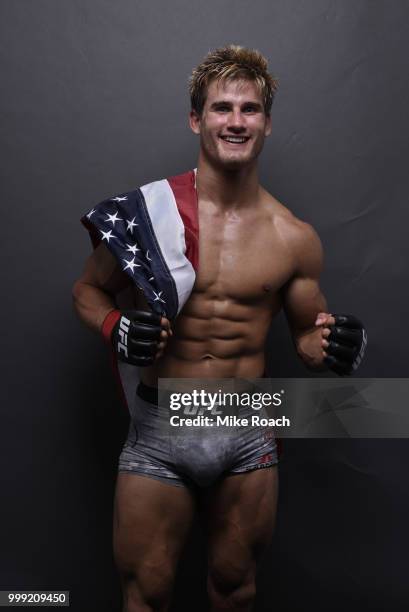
[264,114,272,137]
[189,109,201,135]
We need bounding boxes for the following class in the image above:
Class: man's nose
[227,110,246,132]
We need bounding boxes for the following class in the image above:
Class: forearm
[72,280,116,334]
[294,326,328,371]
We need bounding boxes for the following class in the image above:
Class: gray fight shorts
[118,382,278,488]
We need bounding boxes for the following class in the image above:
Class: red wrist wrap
[101,309,121,344]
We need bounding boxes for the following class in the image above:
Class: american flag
[81,169,199,320]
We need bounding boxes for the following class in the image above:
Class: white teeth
[221,136,247,143]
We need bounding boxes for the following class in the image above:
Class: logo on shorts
[258,452,273,465]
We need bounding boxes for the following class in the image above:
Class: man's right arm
[72,244,171,364]
[72,243,129,333]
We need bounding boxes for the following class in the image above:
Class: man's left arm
[281,222,367,375]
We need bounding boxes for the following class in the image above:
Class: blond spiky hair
[189,45,279,116]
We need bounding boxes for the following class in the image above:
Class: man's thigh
[205,466,279,573]
[113,473,196,594]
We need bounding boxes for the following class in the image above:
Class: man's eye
[215,106,230,112]
[243,106,257,113]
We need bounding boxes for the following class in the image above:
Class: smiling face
[189,77,272,170]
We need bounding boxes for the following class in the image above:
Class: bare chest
[194,205,294,303]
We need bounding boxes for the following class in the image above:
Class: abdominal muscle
[141,290,280,385]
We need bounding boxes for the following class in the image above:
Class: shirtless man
[73,46,367,611]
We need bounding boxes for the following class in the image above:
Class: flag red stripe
[167,170,199,271]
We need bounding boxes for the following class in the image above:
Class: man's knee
[207,560,256,611]
[118,562,174,612]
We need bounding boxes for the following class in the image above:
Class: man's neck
[195,155,261,211]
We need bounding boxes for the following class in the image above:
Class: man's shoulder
[141,169,195,192]
[99,169,195,202]
[261,190,319,249]
[87,169,195,215]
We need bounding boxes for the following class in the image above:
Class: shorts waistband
[136,378,268,408]
[137,381,159,405]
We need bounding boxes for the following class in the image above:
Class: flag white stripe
[140,178,196,315]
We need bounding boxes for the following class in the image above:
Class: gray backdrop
[1,1,409,610]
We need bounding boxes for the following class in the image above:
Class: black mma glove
[101,309,163,366]
[324,314,367,376]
